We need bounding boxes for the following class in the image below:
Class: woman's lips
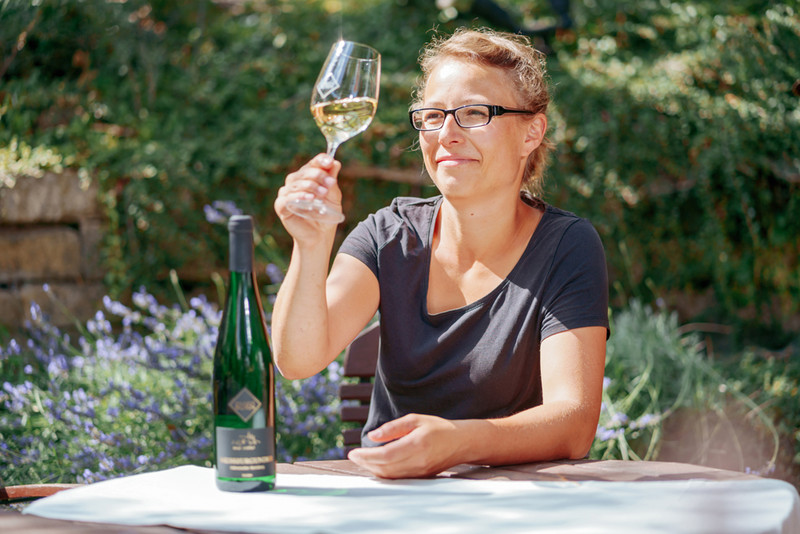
[436,155,475,166]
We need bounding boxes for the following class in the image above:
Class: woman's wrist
[452,419,494,465]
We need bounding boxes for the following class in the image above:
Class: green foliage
[545,1,800,329]
[593,300,715,461]
[2,0,797,332]
[721,342,800,477]
[0,286,344,485]
[595,300,797,484]
[0,0,435,299]
[3,0,798,488]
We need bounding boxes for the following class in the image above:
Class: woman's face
[419,58,544,203]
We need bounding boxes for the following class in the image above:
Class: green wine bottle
[213,215,276,491]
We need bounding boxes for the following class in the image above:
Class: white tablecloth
[24,465,800,533]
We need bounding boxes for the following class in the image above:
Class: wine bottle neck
[229,229,253,273]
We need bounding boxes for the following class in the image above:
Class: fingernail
[324,177,336,187]
[316,186,328,196]
[320,154,333,166]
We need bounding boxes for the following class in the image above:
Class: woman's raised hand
[274,153,343,242]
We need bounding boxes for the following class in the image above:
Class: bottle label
[227,387,262,422]
[216,427,275,479]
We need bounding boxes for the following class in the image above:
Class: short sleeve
[338,215,381,278]
[540,219,609,340]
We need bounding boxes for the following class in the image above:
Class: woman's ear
[524,114,547,151]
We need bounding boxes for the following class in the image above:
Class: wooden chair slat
[342,322,379,377]
[343,428,362,446]
[339,383,373,402]
[340,321,380,450]
[341,405,370,423]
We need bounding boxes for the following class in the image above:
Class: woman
[272,28,609,479]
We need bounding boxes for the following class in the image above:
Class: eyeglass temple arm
[492,106,535,116]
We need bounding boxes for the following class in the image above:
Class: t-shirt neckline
[422,194,550,320]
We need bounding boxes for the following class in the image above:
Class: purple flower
[630,413,660,429]
[1,279,347,482]
[595,426,623,442]
[266,263,285,284]
[608,412,629,427]
[204,200,242,225]
[204,204,227,224]
[212,200,243,217]
[29,302,42,322]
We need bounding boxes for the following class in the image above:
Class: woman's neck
[426,191,543,314]
[435,192,541,263]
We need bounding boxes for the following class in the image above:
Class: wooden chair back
[339,321,379,452]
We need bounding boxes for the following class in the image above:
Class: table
[1,459,798,533]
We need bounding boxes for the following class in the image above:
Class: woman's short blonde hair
[414,27,553,197]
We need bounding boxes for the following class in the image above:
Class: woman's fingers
[274,154,344,238]
[281,155,341,201]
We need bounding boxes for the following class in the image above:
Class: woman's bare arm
[348,326,606,478]
[271,154,379,379]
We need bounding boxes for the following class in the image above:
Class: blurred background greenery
[2,0,797,341]
[1,0,798,486]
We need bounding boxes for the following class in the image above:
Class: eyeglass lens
[413,105,491,130]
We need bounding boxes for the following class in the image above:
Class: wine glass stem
[326,142,339,157]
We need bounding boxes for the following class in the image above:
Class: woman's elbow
[275,365,306,381]
[273,352,309,380]
[567,412,601,459]
[273,347,331,380]
[566,434,595,460]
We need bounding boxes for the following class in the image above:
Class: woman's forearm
[271,240,337,380]
[348,400,600,479]
[457,399,600,466]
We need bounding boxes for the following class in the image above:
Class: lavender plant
[0,282,344,486]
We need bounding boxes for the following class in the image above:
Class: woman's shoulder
[529,199,603,248]
[344,196,441,250]
[366,196,441,232]
[387,195,441,216]
[521,192,583,225]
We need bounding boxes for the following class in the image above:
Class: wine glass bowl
[287,40,381,224]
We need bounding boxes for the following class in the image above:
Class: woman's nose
[437,113,464,142]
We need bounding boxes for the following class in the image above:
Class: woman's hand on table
[347,414,466,479]
[274,153,343,242]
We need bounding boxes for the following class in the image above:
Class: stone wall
[0,170,105,328]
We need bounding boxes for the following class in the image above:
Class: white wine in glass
[287,40,381,224]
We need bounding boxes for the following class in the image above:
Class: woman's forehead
[424,59,519,103]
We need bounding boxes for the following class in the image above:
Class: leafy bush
[719,341,800,481]
[3,291,797,488]
[1,0,798,488]
[2,0,798,333]
[0,0,432,298]
[594,300,800,487]
[545,0,800,331]
[591,300,711,462]
[0,285,343,485]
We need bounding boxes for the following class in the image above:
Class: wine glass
[287,40,381,224]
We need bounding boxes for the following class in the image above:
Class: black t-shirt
[338,195,609,446]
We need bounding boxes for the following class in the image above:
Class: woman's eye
[464,108,488,118]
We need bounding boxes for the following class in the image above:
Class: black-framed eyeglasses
[409,104,535,131]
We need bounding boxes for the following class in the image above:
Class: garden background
[1,0,799,489]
